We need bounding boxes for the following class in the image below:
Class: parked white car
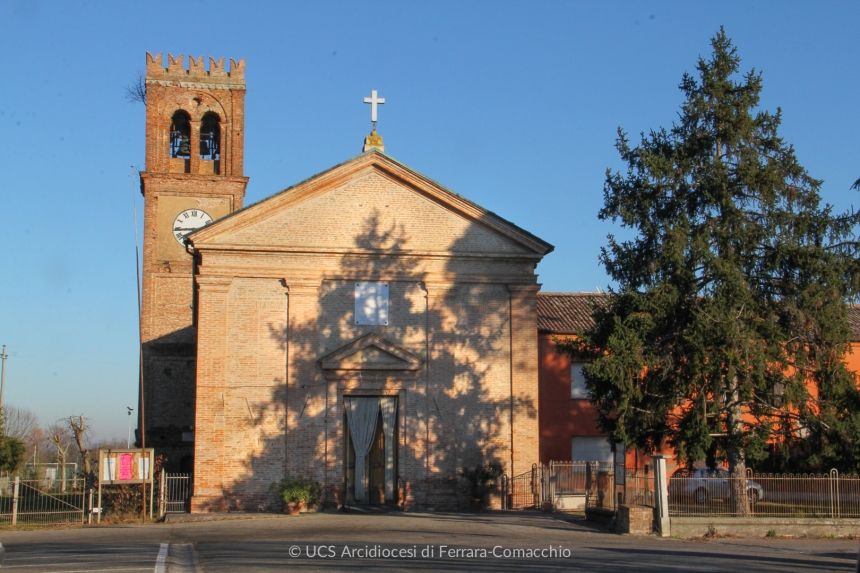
[669,467,764,504]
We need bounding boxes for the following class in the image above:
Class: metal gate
[504,464,539,509]
[161,473,192,514]
[0,476,85,525]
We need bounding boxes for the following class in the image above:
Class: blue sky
[0,1,857,439]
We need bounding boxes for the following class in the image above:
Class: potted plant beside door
[303,481,324,513]
[271,477,313,516]
[459,463,503,512]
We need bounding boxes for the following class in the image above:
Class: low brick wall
[617,504,654,535]
[671,517,860,538]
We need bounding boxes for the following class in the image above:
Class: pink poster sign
[119,453,134,480]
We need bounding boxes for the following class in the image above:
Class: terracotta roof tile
[848,306,860,341]
[537,294,860,341]
[536,292,606,334]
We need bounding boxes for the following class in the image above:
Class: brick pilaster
[508,284,541,476]
[284,280,322,480]
[416,282,455,505]
[189,120,201,175]
[190,276,232,511]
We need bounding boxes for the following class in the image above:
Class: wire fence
[0,477,86,525]
[668,468,860,518]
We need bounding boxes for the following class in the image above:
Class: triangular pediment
[188,150,553,256]
[320,333,423,371]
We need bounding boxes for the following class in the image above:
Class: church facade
[139,54,553,511]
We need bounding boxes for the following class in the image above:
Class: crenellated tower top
[145,52,245,88]
[142,51,248,178]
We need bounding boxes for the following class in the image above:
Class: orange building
[536,292,860,473]
[536,293,604,464]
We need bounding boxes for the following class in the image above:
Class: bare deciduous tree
[47,423,72,492]
[3,405,39,441]
[124,70,147,105]
[68,415,94,478]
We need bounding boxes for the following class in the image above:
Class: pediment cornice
[187,151,553,256]
[319,333,423,371]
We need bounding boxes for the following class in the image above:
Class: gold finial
[363,128,384,153]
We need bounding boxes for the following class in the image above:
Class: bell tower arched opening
[169,110,191,173]
[200,112,221,174]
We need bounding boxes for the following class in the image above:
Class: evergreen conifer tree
[558,28,860,512]
[0,408,26,474]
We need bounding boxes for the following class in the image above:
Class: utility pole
[0,345,8,411]
[127,407,134,448]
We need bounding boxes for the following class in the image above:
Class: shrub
[0,436,25,473]
[459,463,503,500]
[271,477,321,505]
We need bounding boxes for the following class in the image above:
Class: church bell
[177,139,191,156]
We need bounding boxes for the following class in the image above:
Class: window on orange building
[571,363,588,398]
[571,436,613,463]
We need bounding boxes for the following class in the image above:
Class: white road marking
[154,543,168,573]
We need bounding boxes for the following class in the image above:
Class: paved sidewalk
[0,511,857,572]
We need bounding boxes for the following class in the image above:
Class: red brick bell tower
[138,53,248,471]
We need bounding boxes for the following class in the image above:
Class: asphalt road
[0,542,165,572]
[0,512,857,572]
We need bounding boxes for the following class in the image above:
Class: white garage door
[571,436,613,463]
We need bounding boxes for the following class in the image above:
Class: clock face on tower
[173,209,213,245]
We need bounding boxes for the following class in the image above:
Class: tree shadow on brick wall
[140,326,197,472]
[195,209,537,512]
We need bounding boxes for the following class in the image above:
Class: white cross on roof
[364,90,386,123]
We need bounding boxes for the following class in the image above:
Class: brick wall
[188,154,550,512]
[139,53,247,470]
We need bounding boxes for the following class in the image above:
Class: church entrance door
[344,396,398,506]
[367,412,386,504]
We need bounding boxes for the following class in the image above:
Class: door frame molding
[321,334,420,509]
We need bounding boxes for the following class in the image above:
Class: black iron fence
[540,461,587,501]
[505,461,634,511]
[503,465,539,509]
[624,469,655,508]
[160,473,192,515]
